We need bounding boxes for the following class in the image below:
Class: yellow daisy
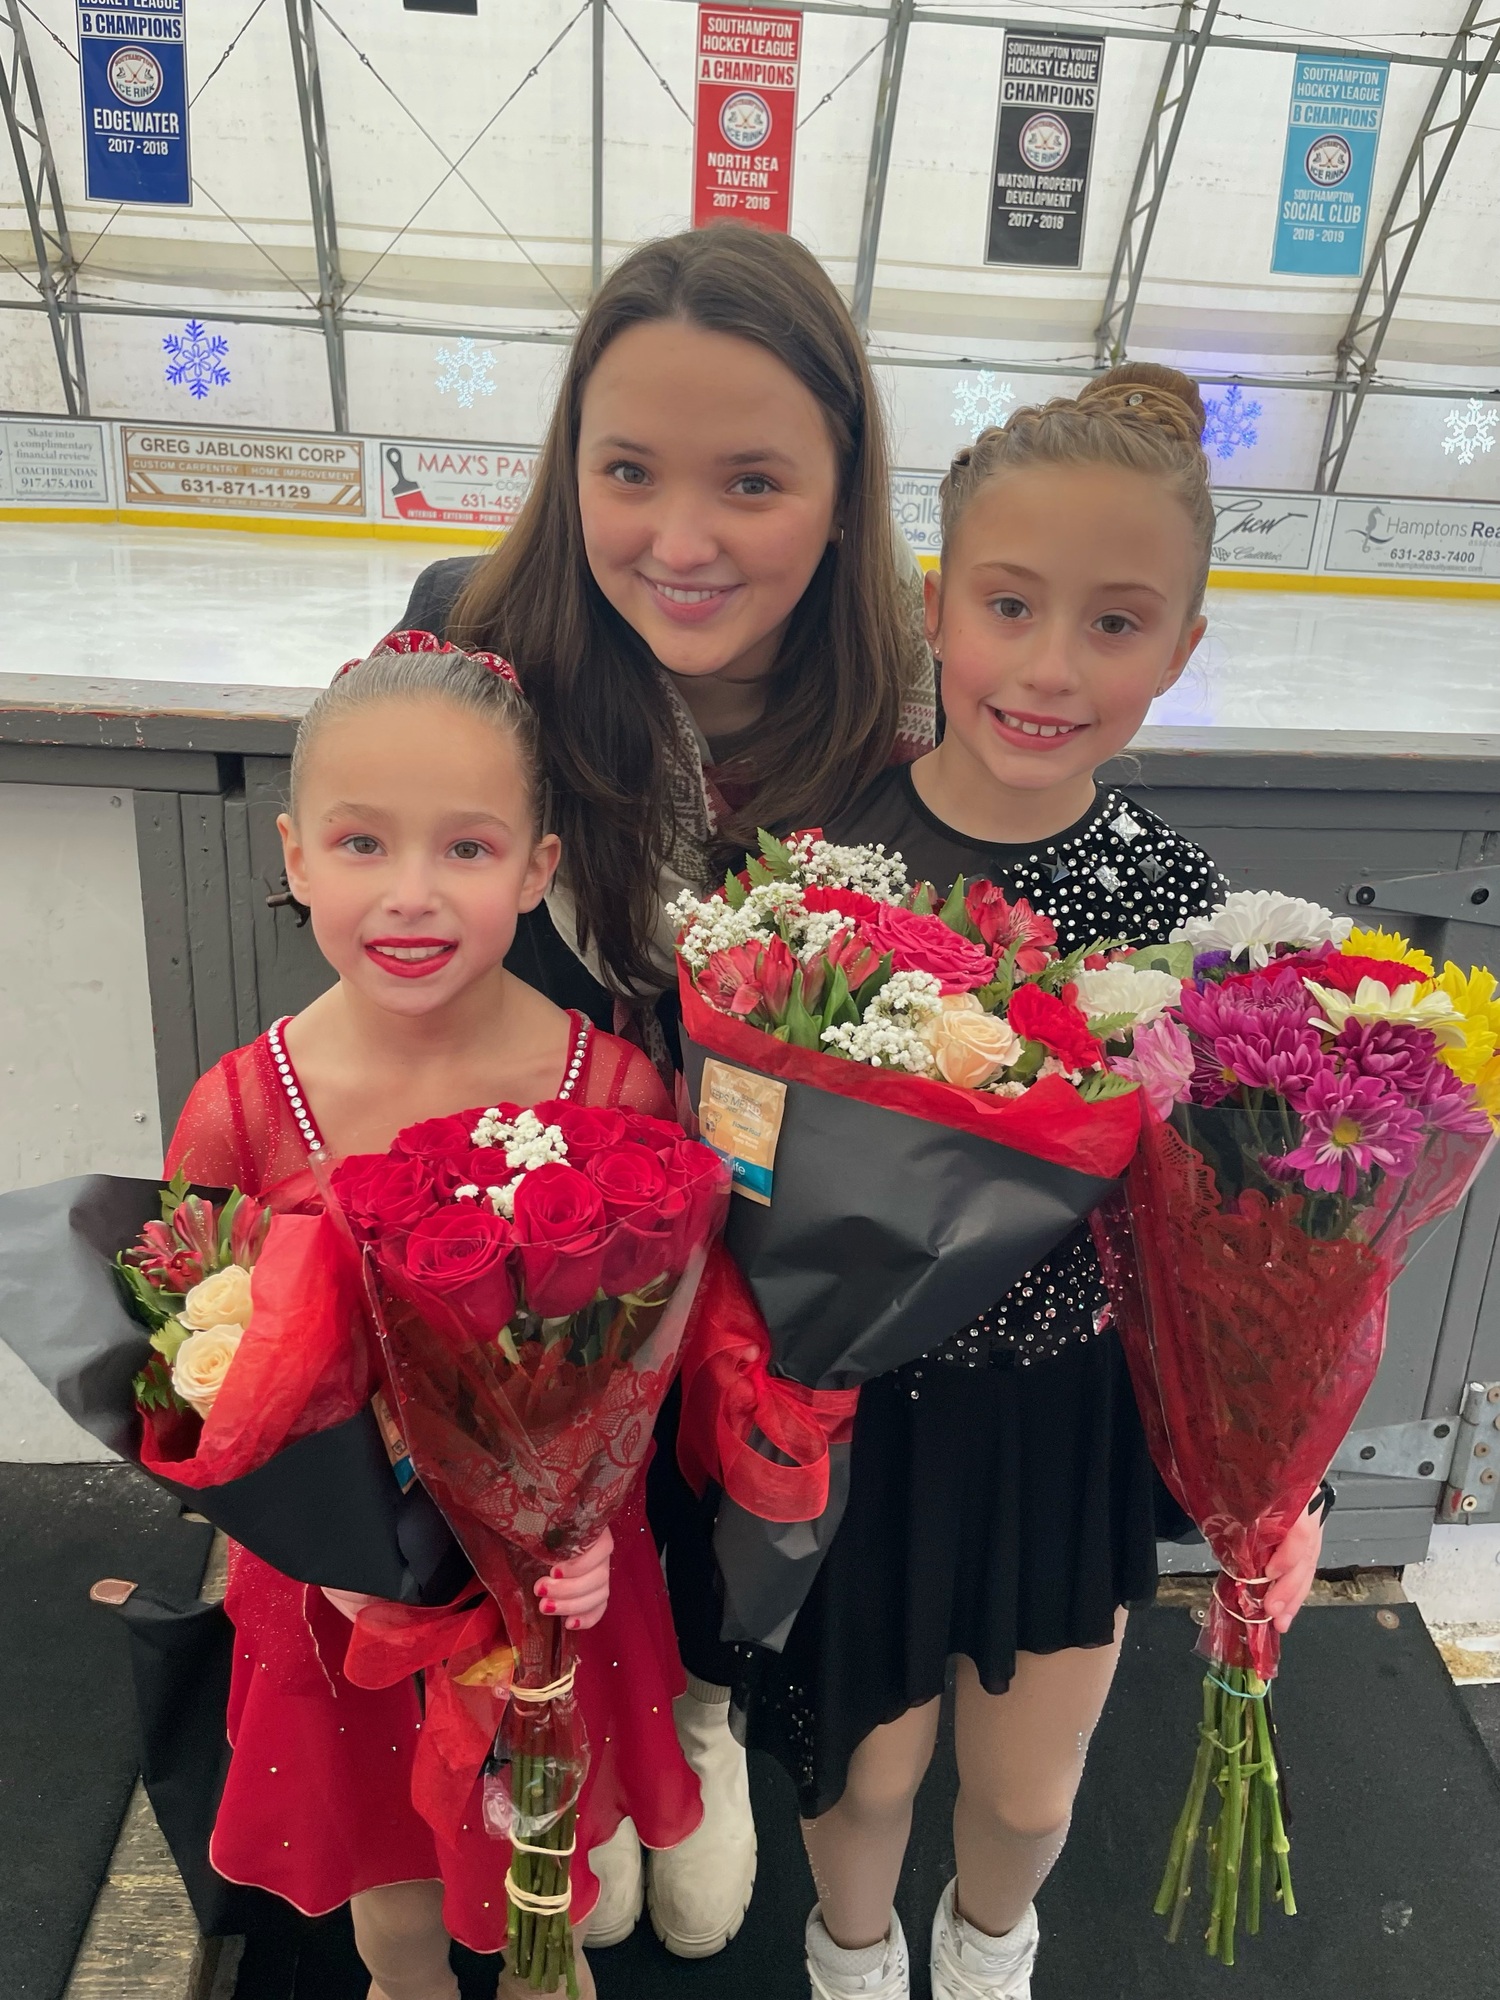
[1429,964,1500,1082]
[1343,925,1435,979]
[1472,1054,1500,1124]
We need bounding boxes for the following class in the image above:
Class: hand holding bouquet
[670,831,1149,1648]
[1089,894,1495,1961]
[330,1099,729,1996]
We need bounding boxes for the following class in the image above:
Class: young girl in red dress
[165,630,700,2000]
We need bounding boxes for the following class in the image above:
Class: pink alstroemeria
[1275,1070,1426,1196]
[824,925,883,991]
[965,882,1057,972]
[701,943,770,1021]
[1114,1016,1195,1120]
[758,936,797,1020]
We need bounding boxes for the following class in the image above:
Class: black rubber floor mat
[0,1463,210,1999]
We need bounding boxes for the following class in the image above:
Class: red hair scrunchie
[332,627,521,688]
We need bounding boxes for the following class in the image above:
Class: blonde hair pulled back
[940,362,1215,612]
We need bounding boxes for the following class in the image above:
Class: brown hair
[939,361,1214,611]
[289,640,546,832]
[447,226,913,995]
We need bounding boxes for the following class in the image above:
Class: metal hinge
[1332,1383,1500,1518]
[1348,865,1500,927]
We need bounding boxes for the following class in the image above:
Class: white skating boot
[806,1908,911,2000]
[646,1679,757,1956]
[929,1881,1039,2000]
[580,1816,643,1948]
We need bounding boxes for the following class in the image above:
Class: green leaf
[113,1256,175,1329]
[1086,1011,1140,1044]
[149,1316,191,1366]
[784,971,824,1050]
[744,856,775,889]
[216,1188,244,1265]
[824,964,858,1030]
[1076,1070,1140,1101]
[1121,941,1195,979]
[756,828,796,878]
[852,952,895,1009]
[159,1166,190,1224]
[909,880,937,916]
[974,976,1011,1012]
[722,869,748,911]
[936,875,970,935]
[1007,1040,1047,1085]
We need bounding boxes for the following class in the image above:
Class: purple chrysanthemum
[1214,1023,1330,1097]
[1274,1070,1426,1196]
[1334,1020,1445,1100]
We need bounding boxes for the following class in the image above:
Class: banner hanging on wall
[378,441,537,531]
[692,4,801,231]
[1271,53,1387,277]
[986,30,1102,268]
[77,0,190,206]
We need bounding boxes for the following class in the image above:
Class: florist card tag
[699,1060,786,1207]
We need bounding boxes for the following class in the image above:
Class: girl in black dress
[734,364,1330,2000]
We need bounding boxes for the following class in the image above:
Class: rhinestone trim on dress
[266,1013,592,1158]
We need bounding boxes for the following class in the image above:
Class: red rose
[331,1154,440,1241]
[860,905,997,994]
[964,882,1058,966]
[454,1147,513,1192]
[602,1187,689,1298]
[391,1113,480,1165]
[398,1205,517,1343]
[1007,983,1103,1072]
[662,1139,729,1247]
[802,884,886,925]
[587,1142,669,1220]
[509,1164,608,1316]
[552,1106,628,1163]
[618,1111,682,1155]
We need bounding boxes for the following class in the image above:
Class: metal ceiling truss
[284,0,348,431]
[851,0,913,333]
[590,0,604,291]
[1094,0,1220,366]
[1,0,88,415]
[1316,3,1500,493]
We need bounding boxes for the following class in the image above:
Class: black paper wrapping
[0,1176,467,1605]
[682,1042,1120,1648]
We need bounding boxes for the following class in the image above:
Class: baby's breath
[469,1105,568,1172]
[819,970,942,1072]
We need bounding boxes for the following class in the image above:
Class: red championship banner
[692,4,801,232]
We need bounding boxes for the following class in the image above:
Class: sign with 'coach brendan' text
[78,0,190,205]
[986,30,1102,269]
[693,4,801,233]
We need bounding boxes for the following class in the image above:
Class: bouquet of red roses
[1089,896,1496,1962]
[669,829,1142,1649]
[328,1099,729,1996]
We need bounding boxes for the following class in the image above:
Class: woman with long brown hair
[395,224,935,1963]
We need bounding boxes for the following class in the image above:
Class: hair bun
[1079,363,1205,444]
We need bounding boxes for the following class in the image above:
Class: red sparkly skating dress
[165,1013,702,1950]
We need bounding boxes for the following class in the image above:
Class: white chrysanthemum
[1305,978,1465,1043]
[1170,890,1353,969]
[1074,963,1183,1038]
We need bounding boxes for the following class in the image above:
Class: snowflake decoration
[1201,383,1261,462]
[952,371,1015,438]
[163,320,230,400]
[1441,398,1498,468]
[434,337,497,411]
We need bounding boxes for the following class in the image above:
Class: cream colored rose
[181,1263,254,1331]
[171,1325,243,1417]
[922,995,1022,1089]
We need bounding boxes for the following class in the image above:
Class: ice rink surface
[1,519,1490,734]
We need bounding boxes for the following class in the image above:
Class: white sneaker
[646,1683,757,1956]
[930,1882,1038,2000]
[806,1908,911,1999]
[581,1815,643,1948]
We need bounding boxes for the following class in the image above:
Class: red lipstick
[364,936,458,980]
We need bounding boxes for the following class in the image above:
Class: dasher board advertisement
[693,5,801,232]
[1325,497,1500,581]
[1271,54,1387,277]
[78,0,190,205]
[891,470,943,560]
[121,428,365,515]
[986,31,1102,269]
[0,420,111,504]
[379,442,537,531]
[1211,490,1321,572]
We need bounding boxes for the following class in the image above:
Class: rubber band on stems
[509,1666,578,1704]
[504,1873,573,1915]
[1213,1572,1275,1625]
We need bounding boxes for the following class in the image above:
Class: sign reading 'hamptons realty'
[693,5,801,232]
[986,31,1103,269]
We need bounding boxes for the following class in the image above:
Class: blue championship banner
[1271,53,1386,276]
[78,0,190,205]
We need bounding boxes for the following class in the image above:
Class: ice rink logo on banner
[720,90,772,149]
[107,46,163,104]
[1305,134,1352,187]
[1019,112,1070,173]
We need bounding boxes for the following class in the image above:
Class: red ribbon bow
[343,1590,516,1839]
[677,1245,859,1524]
